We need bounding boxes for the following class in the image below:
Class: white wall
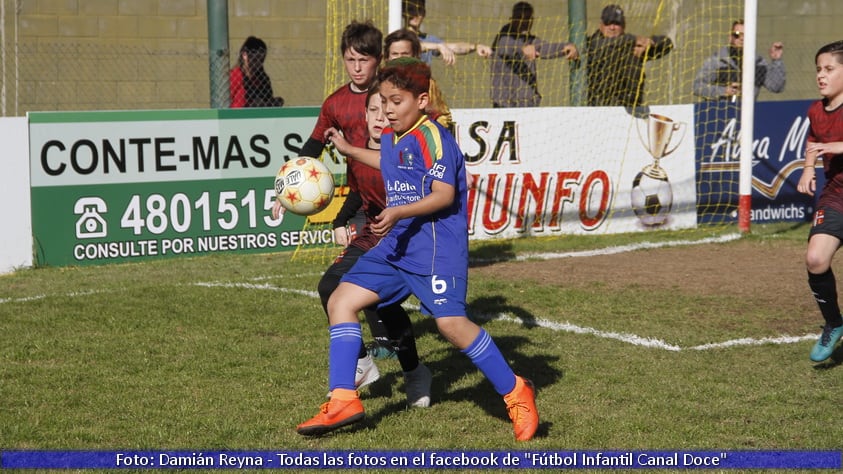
[1,117,33,274]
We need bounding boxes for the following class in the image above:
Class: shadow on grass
[469,295,542,328]
[469,242,517,267]
[362,298,562,440]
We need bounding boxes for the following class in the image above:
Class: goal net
[299,0,755,262]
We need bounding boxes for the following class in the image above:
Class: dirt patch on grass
[470,239,818,335]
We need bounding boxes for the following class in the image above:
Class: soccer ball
[630,171,673,226]
[274,157,335,216]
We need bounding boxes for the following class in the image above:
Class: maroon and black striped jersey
[808,99,843,214]
[310,83,369,193]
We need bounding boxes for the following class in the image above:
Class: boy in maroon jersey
[797,40,843,362]
[272,21,428,404]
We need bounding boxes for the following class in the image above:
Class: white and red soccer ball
[274,157,334,216]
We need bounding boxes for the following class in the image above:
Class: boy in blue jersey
[296,57,539,441]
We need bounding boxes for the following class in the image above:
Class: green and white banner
[29,108,339,267]
[28,105,699,268]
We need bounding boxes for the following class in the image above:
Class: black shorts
[809,207,843,241]
[322,245,366,281]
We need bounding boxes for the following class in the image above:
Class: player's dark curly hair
[341,20,383,59]
[378,57,430,97]
[816,40,843,64]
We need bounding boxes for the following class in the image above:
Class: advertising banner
[453,105,698,238]
[29,105,700,267]
[695,99,815,224]
[28,108,338,267]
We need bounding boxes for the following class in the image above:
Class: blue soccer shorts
[341,252,467,318]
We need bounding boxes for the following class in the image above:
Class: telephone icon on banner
[74,197,108,239]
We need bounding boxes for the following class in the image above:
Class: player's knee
[434,315,476,346]
[805,252,830,274]
[326,287,361,324]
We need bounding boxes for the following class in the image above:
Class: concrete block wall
[1,0,330,114]
[0,0,838,116]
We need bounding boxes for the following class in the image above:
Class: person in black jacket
[585,4,672,109]
[490,1,578,107]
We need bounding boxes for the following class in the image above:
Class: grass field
[2,223,841,472]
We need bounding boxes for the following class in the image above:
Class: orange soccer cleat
[503,376,538,441]
[296,388,365,437]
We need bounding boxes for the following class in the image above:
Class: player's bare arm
[798,143,819,196]
[800,141,843,196]
[333,227,350,247]
[806,141,843,157]
[326,127,380,169]
[370,180,455,237]
[271,199,285,220]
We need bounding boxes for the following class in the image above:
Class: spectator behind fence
[490,1,578,108]
[585,4,673,109]
[693,20,785,101]
[402,0,492,66]
[229,36,284,108]
[385,28,453,126]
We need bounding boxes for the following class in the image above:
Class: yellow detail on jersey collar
[393,114,429,143]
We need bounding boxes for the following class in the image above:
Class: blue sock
[462,329,516,395]
[328,322,363,391]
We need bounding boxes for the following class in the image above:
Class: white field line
[473,313,817,352]
[190,280,816,353]
[193,281,320,299]
[1,236,812,352]
[688,334,817,350]
[473,313,682,351]
[0,289,109,305]
[246,273,323,281]
[508,233,742,262]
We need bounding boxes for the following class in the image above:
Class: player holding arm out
[796,40,843,362]
[297,57,538,441]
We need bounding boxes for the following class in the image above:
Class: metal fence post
[207,0,230,109]
[568,0,586,107]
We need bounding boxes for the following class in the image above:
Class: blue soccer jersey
[371,116,468,279]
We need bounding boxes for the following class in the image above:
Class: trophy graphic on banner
[631,113,686,226]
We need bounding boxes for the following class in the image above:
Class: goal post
[738,0,757,233]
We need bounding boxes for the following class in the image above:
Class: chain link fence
[0,0,836,116]
[1,41,329,115]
